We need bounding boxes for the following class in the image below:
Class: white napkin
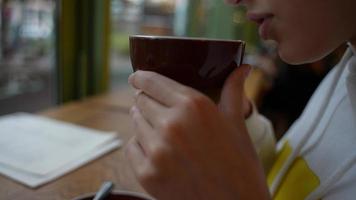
[0,113,122,188]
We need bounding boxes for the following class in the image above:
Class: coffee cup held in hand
[129,35,245,102]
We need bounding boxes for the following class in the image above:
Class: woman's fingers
[130,106,157,155]
[135,91,167,128]
[125,137,147,172]
[219,64,251,120]
[129,71,188,106]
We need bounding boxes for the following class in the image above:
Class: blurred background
[0,0,346,138]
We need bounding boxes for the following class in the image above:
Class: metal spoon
[93,181,114,200]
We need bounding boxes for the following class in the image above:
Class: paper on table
[0,113,122,188]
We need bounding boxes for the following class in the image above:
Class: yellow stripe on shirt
[268,141,320,200]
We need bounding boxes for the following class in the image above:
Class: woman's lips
[247,13,274,40]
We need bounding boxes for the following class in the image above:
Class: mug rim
[129,34,245,44]
[72,190,153,200]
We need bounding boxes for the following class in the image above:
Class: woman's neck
[350,36,356,49]
[350,43,356,55]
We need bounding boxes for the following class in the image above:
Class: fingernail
[135,90,143,96]
[130,106,138,115]
[128,73,135,85]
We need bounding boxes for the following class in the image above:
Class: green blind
[56,0,110,103]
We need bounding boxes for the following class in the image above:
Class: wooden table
[0,87,145,200]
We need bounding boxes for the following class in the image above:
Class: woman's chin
[276,40,339,65]
[278,47,326,65]
[278,51,310,65]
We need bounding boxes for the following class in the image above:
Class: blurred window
[110,0,176,88]
[0,0,56,115]
[109,0,260,89]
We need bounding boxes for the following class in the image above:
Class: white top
[245,45,356,200]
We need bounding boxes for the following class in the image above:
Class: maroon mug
[129,35,245,102]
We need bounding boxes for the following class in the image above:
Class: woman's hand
[125,65,270,200]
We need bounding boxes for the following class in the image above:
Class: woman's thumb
[219,64,251,120]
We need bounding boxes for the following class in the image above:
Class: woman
[126,0,356,199]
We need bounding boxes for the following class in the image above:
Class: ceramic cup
[129,35,245,102]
